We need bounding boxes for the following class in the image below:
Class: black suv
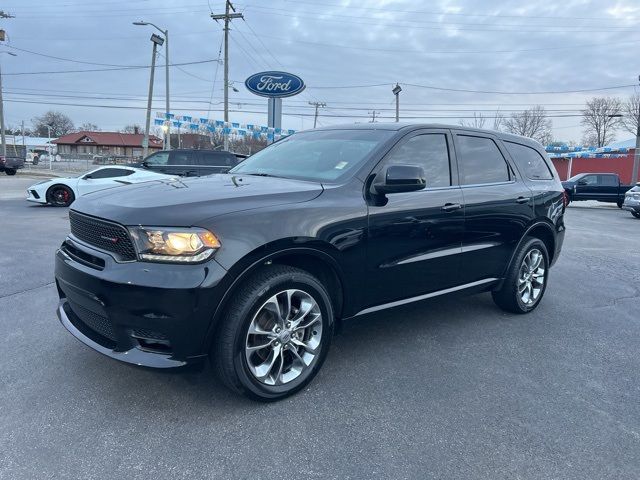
[139,149,242,176]
[55,124,565,401]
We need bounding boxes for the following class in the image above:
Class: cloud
[3,0,638,141]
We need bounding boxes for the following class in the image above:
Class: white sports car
[26,166,174,207]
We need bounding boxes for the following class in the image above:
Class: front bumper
[26,188,46,204]
[622,198,640,213]
[55,237,228,368]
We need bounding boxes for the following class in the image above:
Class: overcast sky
[2,0,639,143]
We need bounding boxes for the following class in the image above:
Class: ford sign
[244,71,305,98]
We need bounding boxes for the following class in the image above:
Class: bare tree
[78,122,100,132]
[121,124,143,134]
[580,97,622,147]
[459,110,504,131]
[503,105,552,144]
[492,109,505,132]
[459,112,487,129]
[31,111,75,137]
[621,93,639,137]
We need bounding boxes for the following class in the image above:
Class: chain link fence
[23,153,141,176]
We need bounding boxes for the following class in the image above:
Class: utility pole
[0,57,6,159]
[143,34,164,158]
[0,52,16,159]
[133,21,171,151]
[212,0,243,151]
[308,101,326,128]
[632,74,640,185]
[392,84,402,122]
[0,15,15,160]
[369,111,380,123]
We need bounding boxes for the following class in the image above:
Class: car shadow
[57,291,505,412]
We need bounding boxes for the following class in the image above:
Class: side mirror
[83,174,93,180]
[372,164,426,195]
[577,179,588,186]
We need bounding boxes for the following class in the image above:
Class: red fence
[550,149,636,183]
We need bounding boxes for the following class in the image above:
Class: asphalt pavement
[1,174,639,479]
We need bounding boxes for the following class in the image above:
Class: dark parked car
[137,149,242,177]
[622,184,640,218]
[0,144,27,175]
[562,172,633,208]
[55,124,565,401]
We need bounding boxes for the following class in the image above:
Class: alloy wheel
[244,289,323,386]
[518,248,545,306]
[52,187,70,206]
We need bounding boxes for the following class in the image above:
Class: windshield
[567,174,586,182]
[230,129,394,182]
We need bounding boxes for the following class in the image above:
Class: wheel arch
[45,182,75,202]
[202,243,347,353]
[502,221,556,280]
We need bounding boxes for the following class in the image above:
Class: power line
[5,45,145,67]
[238,32,640,55]
[206,33,225,121]
[239,5,640,33]
[1,97,597,119]
[3,58,219,76]
[402,82,638,95]
[279,0,638,22]
[1,86,601,106]
[4,91,597,113]
[302,81,637,94]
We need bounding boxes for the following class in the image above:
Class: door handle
[516,196,530,204]
[441,203,462,212]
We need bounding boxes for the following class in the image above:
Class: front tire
[632,211,640,219]
[5,168,16,176]
[492,237,549,314]
[213,265,334,401]
[46,184,75,207]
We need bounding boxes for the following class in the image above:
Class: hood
[71,174,323,226]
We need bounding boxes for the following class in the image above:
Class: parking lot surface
[1,174,639,479]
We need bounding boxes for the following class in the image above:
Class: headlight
[128,226,220,263]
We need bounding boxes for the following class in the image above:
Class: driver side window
[581,175,598,185]
[145,151,169,166]
[382,134,451,188]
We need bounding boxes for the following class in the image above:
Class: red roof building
[52,131,162,159]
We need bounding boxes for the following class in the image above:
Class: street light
[139,33,164,159]
[392,83,402,123]
[134,21,171,151]
[0,51,17,159]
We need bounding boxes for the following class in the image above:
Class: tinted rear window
[456,135,511,185]
[505,141,553,180]
[201,152,236,166]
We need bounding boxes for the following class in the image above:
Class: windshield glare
[230,129,393,182]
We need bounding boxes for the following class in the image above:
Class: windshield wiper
[241,172,280,178]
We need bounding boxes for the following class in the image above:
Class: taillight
[562,191,569,208]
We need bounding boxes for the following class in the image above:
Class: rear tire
[632,211,640,219]
[492,237,549,314]
[617,200,624,209]
[213,265,334,401]
[5,168,16,176]
[46,184,75,207]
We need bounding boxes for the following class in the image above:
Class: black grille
[68,301,116,342]
[69,211,136,261]
[132,328,168,341]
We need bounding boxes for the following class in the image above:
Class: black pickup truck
[562,173,633,208]
[0,144,27,176]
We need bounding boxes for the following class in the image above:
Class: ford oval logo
[244,71,305,98]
